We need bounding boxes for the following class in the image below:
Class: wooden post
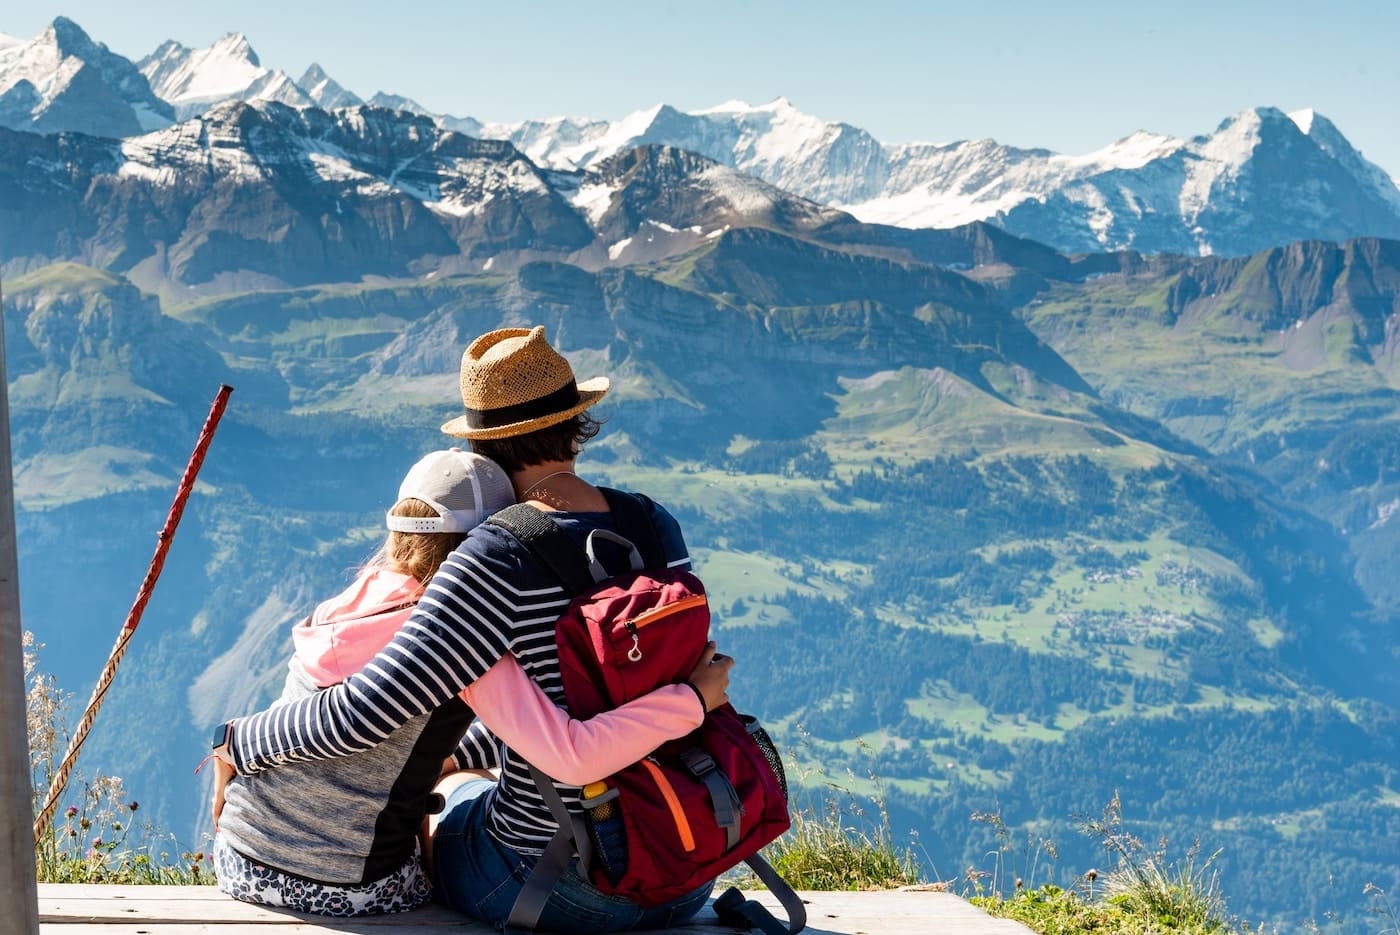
[0,276,39,931]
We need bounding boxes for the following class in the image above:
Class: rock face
[0,17,172,137]
[473,100,1400,257]
[5,18,1400,259]
[1,103,920,288]
[0,102,596,287]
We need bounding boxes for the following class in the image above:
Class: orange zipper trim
[641,759,696,852]
[628,594,707,631]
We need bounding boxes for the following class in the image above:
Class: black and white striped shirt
[228,499,691,853]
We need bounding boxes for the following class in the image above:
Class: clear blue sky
[8,1,1399,175]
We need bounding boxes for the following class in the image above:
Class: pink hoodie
[292,568,703,784]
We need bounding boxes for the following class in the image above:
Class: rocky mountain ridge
[336,95,1400,259]
[6,98,1025,291]
[3,17,1398,258]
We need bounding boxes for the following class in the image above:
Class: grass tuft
[730,736,923,891]
[973,794,1251,934]
[26,632,214,885]
[758,794,923,891]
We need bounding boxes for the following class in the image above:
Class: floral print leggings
[213,835,432,916]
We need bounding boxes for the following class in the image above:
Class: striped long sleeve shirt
[227,497,692,853]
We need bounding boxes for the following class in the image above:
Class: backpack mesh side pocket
[742,715,788,801]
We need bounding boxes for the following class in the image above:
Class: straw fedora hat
[441,325,609,440]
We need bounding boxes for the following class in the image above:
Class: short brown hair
[468,412,602,474]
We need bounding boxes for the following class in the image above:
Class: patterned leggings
[213,835,432,917]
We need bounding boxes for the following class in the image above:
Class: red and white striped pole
[31,384,233,846]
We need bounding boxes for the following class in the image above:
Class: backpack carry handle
[583,529,644,583]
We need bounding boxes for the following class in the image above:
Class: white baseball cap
[386,449,514,534]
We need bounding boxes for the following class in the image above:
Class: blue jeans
[432,778,713,932]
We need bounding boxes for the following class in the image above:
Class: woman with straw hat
[213,326,727,931]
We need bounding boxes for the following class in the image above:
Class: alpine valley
[3,18,1397,933]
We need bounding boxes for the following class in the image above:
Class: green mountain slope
[1013,238,1400,632]
[8,233,1397,932]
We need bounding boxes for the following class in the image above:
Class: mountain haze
[9,228,1398,935]
[4,15,1399,934]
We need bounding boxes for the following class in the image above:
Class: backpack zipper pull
[625,621,643,662]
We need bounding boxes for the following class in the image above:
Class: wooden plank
[38,884,1036,934]
[771,888,1036,933]
[41,928,481,935]
[39,886,478,927]
[40,885,229,902]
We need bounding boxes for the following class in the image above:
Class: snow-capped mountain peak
[210,32,258,67]
[45,16,101,56]
[692,98,755,115]
[0,17,172,136]
[365,90,482,135]
[556,102,667,165]
[297,63,362,110]
[1069,130,1183,171]
[1202,107,1274,151]
[694,96,796,116]
[138,32,311,119]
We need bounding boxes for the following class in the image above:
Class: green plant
[755,789,923,890]
[1080,793,1232,932]
[26,632,214,884]
[1365,883,1398,935]
[971,795,1260,934]
[975,881,1259,935]
[730,734,923,891]
[969,805,1058,897]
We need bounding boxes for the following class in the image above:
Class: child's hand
[687,642,734,711]
[210,758,235,832]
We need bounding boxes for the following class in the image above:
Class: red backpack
[488,489,805,934]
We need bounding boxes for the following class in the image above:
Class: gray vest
[218,659,472,884]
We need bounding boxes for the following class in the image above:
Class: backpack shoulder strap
[714,857,809,934]
[487,503,595,596]
[598,487,666,570]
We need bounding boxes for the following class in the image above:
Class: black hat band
[462,380,580,430]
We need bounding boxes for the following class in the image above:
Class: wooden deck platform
[38,884,1035,933]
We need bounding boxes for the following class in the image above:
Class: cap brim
[441,380,609,440]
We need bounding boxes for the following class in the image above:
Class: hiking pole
[32,384,233,845]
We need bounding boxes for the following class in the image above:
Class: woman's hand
[687,641,734,711]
